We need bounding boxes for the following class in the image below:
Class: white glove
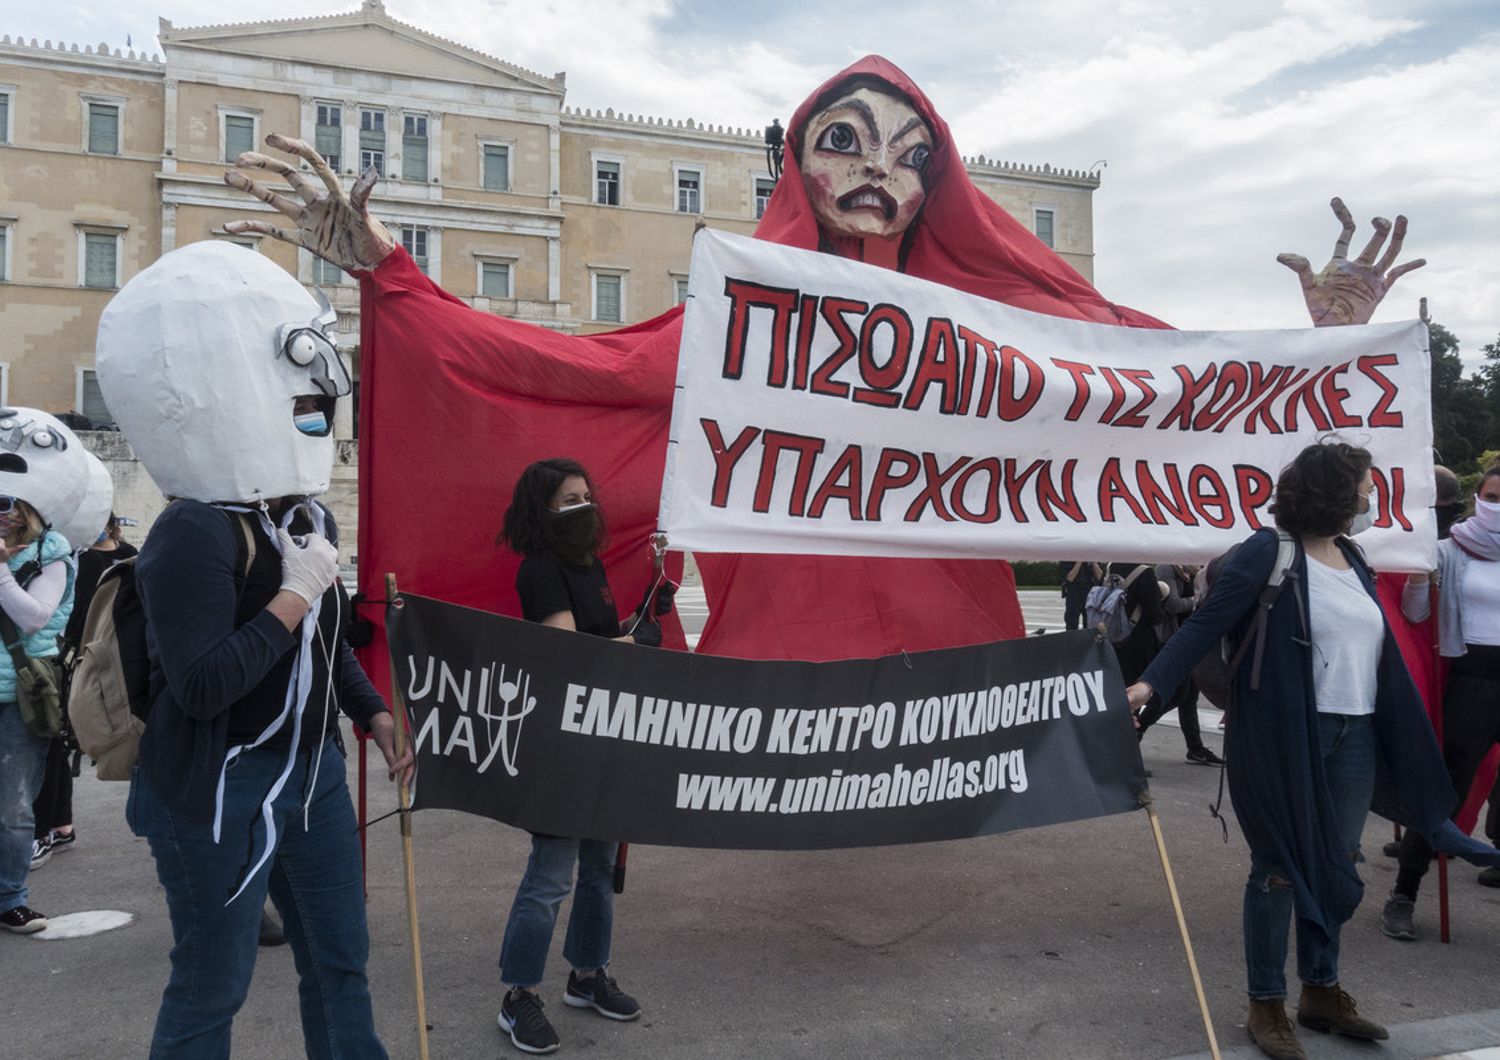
[278,528,340,605]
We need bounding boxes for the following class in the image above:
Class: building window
[482,143,510,192]
[676,167,702,214]
[754,177,775,219]
[0,364,9,406]
[78,368,112,425]
[592,272,623,323]
[673,276,689,305]
[87,101,120,155]
[402,114,428,183]
[0,224,9,282]
[479,260,512,299]
[1034,208,1055,249]
[223,113,256,163]
[81,231,120,289]
[315,102,342,170]
[400,226,428,273]
[312,255,346,285]
[0,89,12,145]
[596,160,620,206]
[359,108,385,175]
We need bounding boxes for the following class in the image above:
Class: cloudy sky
[15,0,1500,362]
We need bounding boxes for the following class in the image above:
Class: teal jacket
[0,530,75,701]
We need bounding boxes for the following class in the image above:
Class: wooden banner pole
[386,574,432,1060]
[1144,793,1222,1060]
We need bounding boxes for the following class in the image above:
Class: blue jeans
[0,701,48,911]
[1244,713,1375,1000]
[499,835,618,987]
[127,736,388,1060]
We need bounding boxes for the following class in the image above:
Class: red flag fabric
[353,54,1168,679]
[1377,572,1498,834]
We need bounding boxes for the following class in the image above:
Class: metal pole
[386,574,431,1060]
[1144,793,1222,1060]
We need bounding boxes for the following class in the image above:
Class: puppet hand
[278,529,340,604]
[223,133,395,272]
[1277,197,1426,327]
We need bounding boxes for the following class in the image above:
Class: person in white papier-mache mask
[96,241,413,1059]
[28,449,114,879]
[0,408,89,935]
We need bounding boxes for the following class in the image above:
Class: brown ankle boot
[1296,983,1389,1040]
[1246,998,1308,1060]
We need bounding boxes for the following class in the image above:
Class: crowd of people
[1,52,1494,1060]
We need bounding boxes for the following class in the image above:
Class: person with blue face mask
[1384,464,1500,936]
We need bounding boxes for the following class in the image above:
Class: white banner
[660,229,1435,571]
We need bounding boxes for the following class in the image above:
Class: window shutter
[84,233,117,288]
[88,103,119,155]
[224,115,255,162]
[483,145,509,191]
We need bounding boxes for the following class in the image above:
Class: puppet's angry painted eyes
[800,86,934,242]
[819,122,858,154]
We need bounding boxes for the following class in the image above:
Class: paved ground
[5,589,1497,1059]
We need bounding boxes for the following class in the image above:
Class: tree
[1428,322,1497,473]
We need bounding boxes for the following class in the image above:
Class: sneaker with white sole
[29,837,51,870]
[1,905,48,934]
[47,829,77,854]
[498,988,559,1054]
[564,968,641,1021]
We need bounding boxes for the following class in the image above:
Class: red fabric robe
[352,55,1166,680]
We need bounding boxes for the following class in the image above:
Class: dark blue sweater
[1141,528,1500,942]
[135,500,387,820]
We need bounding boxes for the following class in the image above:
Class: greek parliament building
[0,0,1102,537]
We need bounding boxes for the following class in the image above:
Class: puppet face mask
[96,241,350,504]
[800,85,933,241]
[0,408,91,531]
[56,452,114,551]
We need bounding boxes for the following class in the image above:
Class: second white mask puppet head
[95,241,351,504]
[0,407,92,532]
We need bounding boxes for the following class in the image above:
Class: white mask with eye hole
[56,452,114,552]
[0,408,92,531]
[96,242,352,503]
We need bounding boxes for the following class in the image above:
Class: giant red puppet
[224,56,1422,670]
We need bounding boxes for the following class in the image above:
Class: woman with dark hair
[1384,464,1500,936]
[494,457,663,1055]
[1126,441,1499,1060]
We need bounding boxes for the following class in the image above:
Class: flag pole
[1143,791,1222,1060]
[386,574,431,1060]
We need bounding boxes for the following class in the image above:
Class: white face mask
[97,242,348,504]
[1348,506,1376,536]
[0,408,92,530]
[1473,498,1500,532]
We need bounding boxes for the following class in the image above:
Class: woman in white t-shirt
[1383,465,1500,938]
[1126,442,1412,1060]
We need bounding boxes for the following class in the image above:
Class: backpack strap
[227,510,257,591]
[1225,531,1302,691]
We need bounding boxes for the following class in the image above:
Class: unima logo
[406,656,537,776]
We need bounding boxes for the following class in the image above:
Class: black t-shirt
[515,553,620,637]
[63,542,139,645]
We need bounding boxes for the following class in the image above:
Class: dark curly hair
[1269,441,1372,538]
[500,458,608,557]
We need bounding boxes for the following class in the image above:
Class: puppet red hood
[754,55,1167,328]
[354,55,1167,673]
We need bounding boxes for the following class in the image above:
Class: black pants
[1395,663,1500,898]
[1137,676,1206,754]
[1063,589,1089,632]
[32,737,72,839]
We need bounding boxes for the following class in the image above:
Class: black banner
[386,593,1147,849]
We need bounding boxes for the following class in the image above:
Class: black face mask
[546,504,600,566]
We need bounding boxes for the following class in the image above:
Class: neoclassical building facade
[0,0,1103,444]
